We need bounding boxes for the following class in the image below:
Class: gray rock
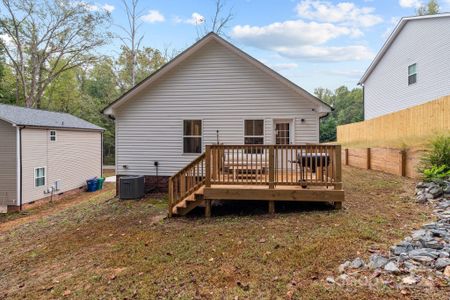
[402,275,419,285]
[416,182,432,189]
[338,261,350,274]
[368,254,388,269]
[326,276,335,284]
[439,252,450,258]
[420,239,444,250]
[435,258,450,269]
[411,229,428,240]
[411,255,434,263]
[350,257,365,269]
[391,246,407,256]
[384,261,400,274]
[416,194,428,203]
[408,248,440,259]
[428,186,444,198]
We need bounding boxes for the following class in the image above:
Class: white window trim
[49,130,57,142]
[182,119,203,155]
[243,119,265,145]
[408,63,417,86]
[34,166,46,188]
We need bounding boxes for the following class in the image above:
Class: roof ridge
[0,103,74,117]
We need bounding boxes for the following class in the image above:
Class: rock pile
[330,180,450,290]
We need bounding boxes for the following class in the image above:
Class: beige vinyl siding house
[21,129,102,204]
[104,33,331,188]
[0,104,103,211]
[0,119,17,207]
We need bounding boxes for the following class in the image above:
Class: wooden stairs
[171,186,205,216]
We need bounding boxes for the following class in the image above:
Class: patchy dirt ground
[0,167,446,299]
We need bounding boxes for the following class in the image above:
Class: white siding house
[360,13,450,120]
[103,33,331,187]
[0,104,103,211]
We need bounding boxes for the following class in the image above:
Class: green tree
[116,46,166,92]
[0,0,111,108]
[417,0,440,15]
[316,86,363,142]
[0,50,16,104]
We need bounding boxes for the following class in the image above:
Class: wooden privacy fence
[337,95,450,147]
[343,147,425,178]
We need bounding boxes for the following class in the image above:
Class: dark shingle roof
[0,104,104,131]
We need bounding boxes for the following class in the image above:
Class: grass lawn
[0,167,445,299]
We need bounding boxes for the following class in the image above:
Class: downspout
[101,131,104,178]
[18,126,23,210]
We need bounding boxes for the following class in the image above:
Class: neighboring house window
[35,167,46,187]
[244,120,264,144]
[183,120,202,153]
[408,63,417,85]
[49,130,56,141]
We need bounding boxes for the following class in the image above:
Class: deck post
[205,145,211,187]
[269,145,275,189]
[205,199,211,218]
[268,200,275,214]
[168,178,173,217]
[334,144,342,190]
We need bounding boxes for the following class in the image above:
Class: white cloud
[75,2,115,13]
[232,20,362,48]
[232,19,374,62]
[185,12,205,25]
[142,10,165,23]
[102,4,115,12]
[275,45,374,62]
[296,0,383,27]
[399,0,423,8]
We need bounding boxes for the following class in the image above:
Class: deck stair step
[172,186,205,216]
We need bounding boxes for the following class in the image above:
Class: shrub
[420,135,450,180]
[423,165,450,181]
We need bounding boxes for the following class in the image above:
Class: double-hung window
[244,120,264,153]
[183,120,202,154]
[35,167,46,187]
[408,63,417,85]
[49,130,56,141]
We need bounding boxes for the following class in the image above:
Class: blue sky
[93,0,450,92]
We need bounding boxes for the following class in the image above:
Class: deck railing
[168,153,205,217]
[169,144,342,216]
[205,144,342,188]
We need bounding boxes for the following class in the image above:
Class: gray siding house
[103,33,331,189]
[360,13,450,120]
[0,104,104,211]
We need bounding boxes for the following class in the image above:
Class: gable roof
[0,103,104,131]
[102,32,332,116]
[359,13,450,84]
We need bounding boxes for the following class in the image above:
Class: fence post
[205,145,211,187]
[269,145,275,189]
[334,144,342,190]
[399,150,407,177]
[366,148,371,170]
[344,148,349,166]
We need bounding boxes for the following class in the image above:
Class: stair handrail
[168,152,206,216]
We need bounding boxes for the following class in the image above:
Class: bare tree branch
[0,0,111,107]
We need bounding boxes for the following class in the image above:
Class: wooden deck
[169,144,344,217]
